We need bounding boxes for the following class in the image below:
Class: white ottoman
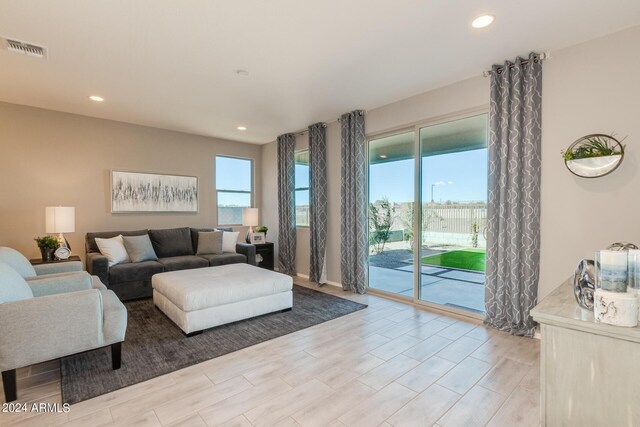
[152,263,293,335]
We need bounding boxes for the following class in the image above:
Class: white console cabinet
[531,279,640,426]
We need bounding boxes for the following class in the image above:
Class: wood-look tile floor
[0,279,540,427]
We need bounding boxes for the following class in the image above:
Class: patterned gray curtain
[340,111,368,294]
[277,133,297,275]
[309,122,328,284]
[485,52,543,337]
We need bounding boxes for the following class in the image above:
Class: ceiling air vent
[2,37,47,58]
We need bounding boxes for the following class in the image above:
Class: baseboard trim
[295,273,342,289]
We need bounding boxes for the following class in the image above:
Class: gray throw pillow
[122,235,158,263]
[196,231,223,255]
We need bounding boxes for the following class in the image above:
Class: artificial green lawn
[421,249,486,272]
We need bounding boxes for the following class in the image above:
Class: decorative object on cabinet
[594,288,638,327]
[573,242,638,309]
[627,249,640,321]
[562,134,625,178]
[573,259,596,309]
[596,250,628,293]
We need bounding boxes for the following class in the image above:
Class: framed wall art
[111,170,198,213]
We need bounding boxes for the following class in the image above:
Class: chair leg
[2,369,17,402]
[111,342,122,370]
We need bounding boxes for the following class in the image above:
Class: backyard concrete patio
[369,250,485,313]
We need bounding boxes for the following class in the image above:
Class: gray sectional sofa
[86,227,256,301]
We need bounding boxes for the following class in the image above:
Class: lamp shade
[45,206,75,233]
[242,208,259,227]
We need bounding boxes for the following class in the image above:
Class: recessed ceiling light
[379,154,387,159]
[89,95,104,102]
[472,14,495,29]
[237,126,247,131]
[235,70,250,77]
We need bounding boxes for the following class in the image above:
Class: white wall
[262,25,640,299]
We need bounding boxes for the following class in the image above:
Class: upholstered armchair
[0,248,127,402]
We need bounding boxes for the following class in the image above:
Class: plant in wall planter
[34,235,60,262]
[561,134,626,178]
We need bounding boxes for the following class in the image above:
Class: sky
[215,148,486,208]
[369,148,488,204]
[295,162,310,205]
[216,156,252,206]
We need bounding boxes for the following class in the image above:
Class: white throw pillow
[222,231,239,253]
[95,235,131,267]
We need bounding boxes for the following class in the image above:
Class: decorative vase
[40,247,55,262]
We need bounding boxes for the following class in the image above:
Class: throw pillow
[122,235,158,263]
[95,235,131,267]
[196,231,223,255]
[222,231,239,253]
[0,261,34,304]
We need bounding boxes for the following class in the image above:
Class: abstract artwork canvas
[111,170,198,213]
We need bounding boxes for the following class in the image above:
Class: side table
[30,255,82,265]
[254,242,274,270]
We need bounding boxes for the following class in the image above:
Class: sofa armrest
[86,252,109,285]
[26,271,94,297]
[0,289,104,371]
[33,261,83,276]
[236,243,256,266]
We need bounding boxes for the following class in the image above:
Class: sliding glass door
[368,131,415,296]
[367,113,488,315]
[419,115,488,313]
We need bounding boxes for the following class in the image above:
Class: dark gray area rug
[60,285,367,404]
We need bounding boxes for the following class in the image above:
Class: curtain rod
[482,52,549,78]
[294,122,327,136]
[293,110,366,136]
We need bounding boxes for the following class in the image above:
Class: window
[215,156,253,225]
[295,150,310,227]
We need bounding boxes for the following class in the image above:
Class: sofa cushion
[86,230,148,254]
[190,228,216,253]
[198,253,247,266]
[196,231,223,255]
[0,247,37,278]
[157,256,209,272]
[109,261,164,284]
[0,261,34,304]
[149,227,194,258]
[122,235,158,263]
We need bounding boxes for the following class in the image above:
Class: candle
[627,249,640,320]
[628,250,640,290]
[598,250,628,292]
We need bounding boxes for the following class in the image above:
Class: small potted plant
[255,225,268,238]
[561,134,625,178]
[34,236,60,262]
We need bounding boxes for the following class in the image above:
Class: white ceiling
[1,1,639,144]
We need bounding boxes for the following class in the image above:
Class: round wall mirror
[562,134,625,178]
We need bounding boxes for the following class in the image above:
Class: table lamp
[242,207,259,243]
[46,206,75,250]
